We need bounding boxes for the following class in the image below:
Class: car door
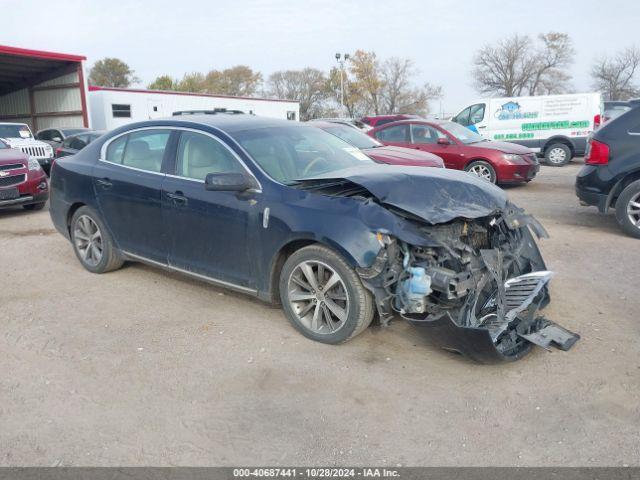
[373,124,411,148]
[162,129,257,289]
[93,128,173,262]
[410,123,466,170]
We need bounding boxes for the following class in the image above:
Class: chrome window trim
[122,250,257,295]
[99,126,262,192]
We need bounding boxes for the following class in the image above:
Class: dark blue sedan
[49,114,579,362]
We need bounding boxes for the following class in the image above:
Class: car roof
[152,113,301,133]
[372,118,448,128]
[306,120,345,128]
[66,130,105,138]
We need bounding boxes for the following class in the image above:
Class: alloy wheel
[287,260,350,335]
[468,164,493,182]
[547,147,567,164]
[627,192,640,229]
[73,215,103,267]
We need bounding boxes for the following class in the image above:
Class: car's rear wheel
[615,180,640,239]
[70,206,124,273]
[544,143,571,166]
[23,202,46,211]
[279,244,374,344]
[465,160,497,184]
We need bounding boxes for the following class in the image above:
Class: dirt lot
[1,161,639,467]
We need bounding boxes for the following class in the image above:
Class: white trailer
[451,93,603,166]
[89,86,300,130]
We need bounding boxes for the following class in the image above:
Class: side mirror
[204,172,257,192]
[437,138,451,145]
[52,137,62,143]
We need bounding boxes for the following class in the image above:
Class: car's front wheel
[70,206,124,273]
[615,180,640,239]
[465,160,497,184]
[279,245,374,344]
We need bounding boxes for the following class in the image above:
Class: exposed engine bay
[295,167,580,362]
[356,206,580,362]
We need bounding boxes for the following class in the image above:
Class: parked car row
[0,138,49,211]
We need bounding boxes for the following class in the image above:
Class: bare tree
[472,33,574,97]
[528,32,574,95]
[267,68,328,120]
[380,58,442,115]
[591,46,640,100]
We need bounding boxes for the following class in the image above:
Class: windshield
[440,121,486,144]
[321,124,381,149]
[233,126,374,184]
[0,124,33,139]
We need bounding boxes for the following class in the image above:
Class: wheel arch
[608,169,640,210]
[66,202,87,234]
[543,136,575,156]
[265,236,361,305]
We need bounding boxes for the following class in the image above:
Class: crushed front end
[357,204,580,363]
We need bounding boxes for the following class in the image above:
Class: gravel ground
[1,161,639,467]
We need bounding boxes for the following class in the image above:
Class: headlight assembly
[28,157,42,171]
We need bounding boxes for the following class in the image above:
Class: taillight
[55,147,62,157]
[594,114,601,129]
[585,139,609,165]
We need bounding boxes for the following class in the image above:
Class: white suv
[0,122,54,172]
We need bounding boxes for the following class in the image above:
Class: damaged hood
[298,164,508,224]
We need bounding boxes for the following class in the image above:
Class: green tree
[148,75,177,91]
[89,57,139,88]
[204,66,262,96]
[177,72,206,92]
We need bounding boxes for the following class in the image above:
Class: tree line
[88,35,640,121]
[88,50,442,121]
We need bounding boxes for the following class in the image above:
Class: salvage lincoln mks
[49,114,579,362]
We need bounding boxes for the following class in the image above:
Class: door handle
[166,191,188,206]
[96,178,112,189]
[477,125,486,129]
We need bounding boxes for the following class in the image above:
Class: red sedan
[308,121,444,168]
[368,119,539,184]
[0,139,49,210]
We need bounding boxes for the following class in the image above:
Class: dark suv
[576,106,640,238]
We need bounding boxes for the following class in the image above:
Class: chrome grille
[20,146,47,158]
[0,174,26,187]
[0,163,24,172]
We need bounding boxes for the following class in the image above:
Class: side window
[176,131,243,180]
[112,104,131,118]
[105,135,127,163]
[121,130,170,173]
[411,124,445,144]
[376,124,409,143]
[37,130,52,141]
[453,107,472,126]
[469,104,485,124]
[69,135,89,150]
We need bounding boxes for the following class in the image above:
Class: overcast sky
[3,0,639,114]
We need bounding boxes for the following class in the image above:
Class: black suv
[576,106,640,238]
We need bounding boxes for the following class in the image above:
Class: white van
[451,93,602,166]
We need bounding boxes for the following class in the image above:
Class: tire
[70,206,124,273]
[544,143,572,166]
[615,180,640,239]
[465,160,497,184]
[279,244,374,344]
[23,202,46,211]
